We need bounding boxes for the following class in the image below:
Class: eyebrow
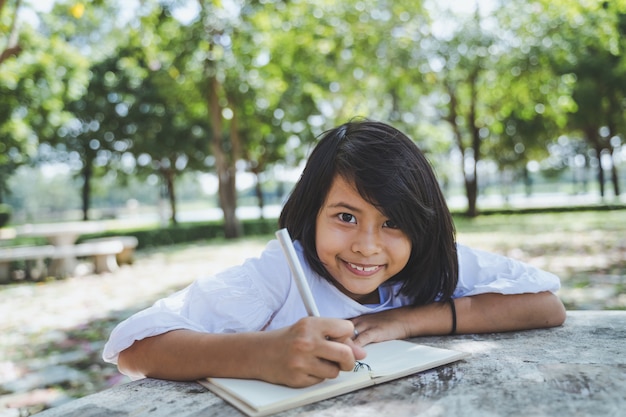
[327,202,362,213]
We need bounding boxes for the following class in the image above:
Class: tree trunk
[585,128,607,198]
[523,167,533,196]
[444,72,482,218]
[445,83,475,217]
[226,102,243,236]
[253,169,265,219]
[596,145,606,198]
[610,158,620,197]
[0,0,23,65]
[218,168,240,237]
[465,177,478,217]
[607,91,621,197]
[465,68,481,218]
[164,168,177,226]
[205,62,241,238]
[81,159,93,221]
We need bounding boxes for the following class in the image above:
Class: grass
[454,209,626,234]
[453,209,626,310]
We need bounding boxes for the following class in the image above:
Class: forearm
[117,318,365,387]
[457,291,566,333]
[413,291,567,336]
[117,329,268,381]
[351,291,566,346]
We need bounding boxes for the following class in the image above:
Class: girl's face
[315,175,412,304]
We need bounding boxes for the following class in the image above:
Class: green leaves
[1,0,625,212]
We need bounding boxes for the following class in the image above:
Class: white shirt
[102,240,560,364]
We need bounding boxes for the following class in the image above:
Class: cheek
[315,217,341,248]
[314,224,330,261]
[315,230,336,259]
[391,238,412,265]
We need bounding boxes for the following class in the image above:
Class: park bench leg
[94,254,119,274]
[27,258,48,280]
[0,262,10,283]
[117,247,135,265]
[49,256,77,278]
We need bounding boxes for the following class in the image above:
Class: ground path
[0,238,268,416]
[0,225,624,416]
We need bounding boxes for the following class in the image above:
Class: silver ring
[353,328,360,339]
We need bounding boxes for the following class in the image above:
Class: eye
[338,213,356,223]
[383,219,400,229]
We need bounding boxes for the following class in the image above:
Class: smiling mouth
[347,262,382,273]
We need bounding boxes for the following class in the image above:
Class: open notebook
[199,340,469,417]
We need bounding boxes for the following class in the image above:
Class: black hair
[279,119,458,306]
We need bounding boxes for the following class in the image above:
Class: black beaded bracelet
[448,298,457,335]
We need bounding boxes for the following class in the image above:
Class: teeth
[349,263,379,272]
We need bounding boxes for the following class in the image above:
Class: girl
[103,119,566,388]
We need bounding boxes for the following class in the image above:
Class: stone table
[35,311,625,417]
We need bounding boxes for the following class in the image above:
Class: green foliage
[497,0,626,168]
[1,0,625,224]
[0,203,11,227]
[0,22,90,200]
[78,218,279,249]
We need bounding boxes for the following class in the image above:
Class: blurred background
[1,0,625,415]
[1,0,624,230]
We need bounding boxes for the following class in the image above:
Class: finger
[312,356,347,379]
[289,347,349,382]
[322,319,367,363]
[315,339,359,372]
[349,317,364,338]
[349,319,367,346]
[352,322,371,346]
[286,372,326,388]
[321,318,356,341]
[342,337,367,360]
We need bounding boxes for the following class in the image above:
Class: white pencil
[275,228,321,317]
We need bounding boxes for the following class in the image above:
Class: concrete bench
[82,236,138,265]
[0,245,57,282]
[0,240,125,282]
[52,240,125,275]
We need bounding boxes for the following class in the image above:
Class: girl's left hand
[351,293,567,346]
[350,307,413,346]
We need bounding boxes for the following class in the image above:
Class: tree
[121,7,211,225]
[242,0,434,215]
[63,54,136,221]
[38,0,144,220]
[0,0,89,203]
[423,10,496,217]
[486,2,576,197]
[192,0,250,237]
[63,3,212,224]
[501,0,626,199]
[559,4,626,198]
[0,0,22,65]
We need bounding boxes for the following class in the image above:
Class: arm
[351,291,566,346]
[117,317,366,388]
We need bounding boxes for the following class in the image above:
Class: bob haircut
[279,119,458,306]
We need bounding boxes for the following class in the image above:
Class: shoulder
[217,239,291,286]
[249,239,291,269]
[188,239,292,303]
[455,242,512,268]
[454,242,561,296]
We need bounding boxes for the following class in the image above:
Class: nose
[351,227,382,257]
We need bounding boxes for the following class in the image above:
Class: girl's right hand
[259,317,367,388]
